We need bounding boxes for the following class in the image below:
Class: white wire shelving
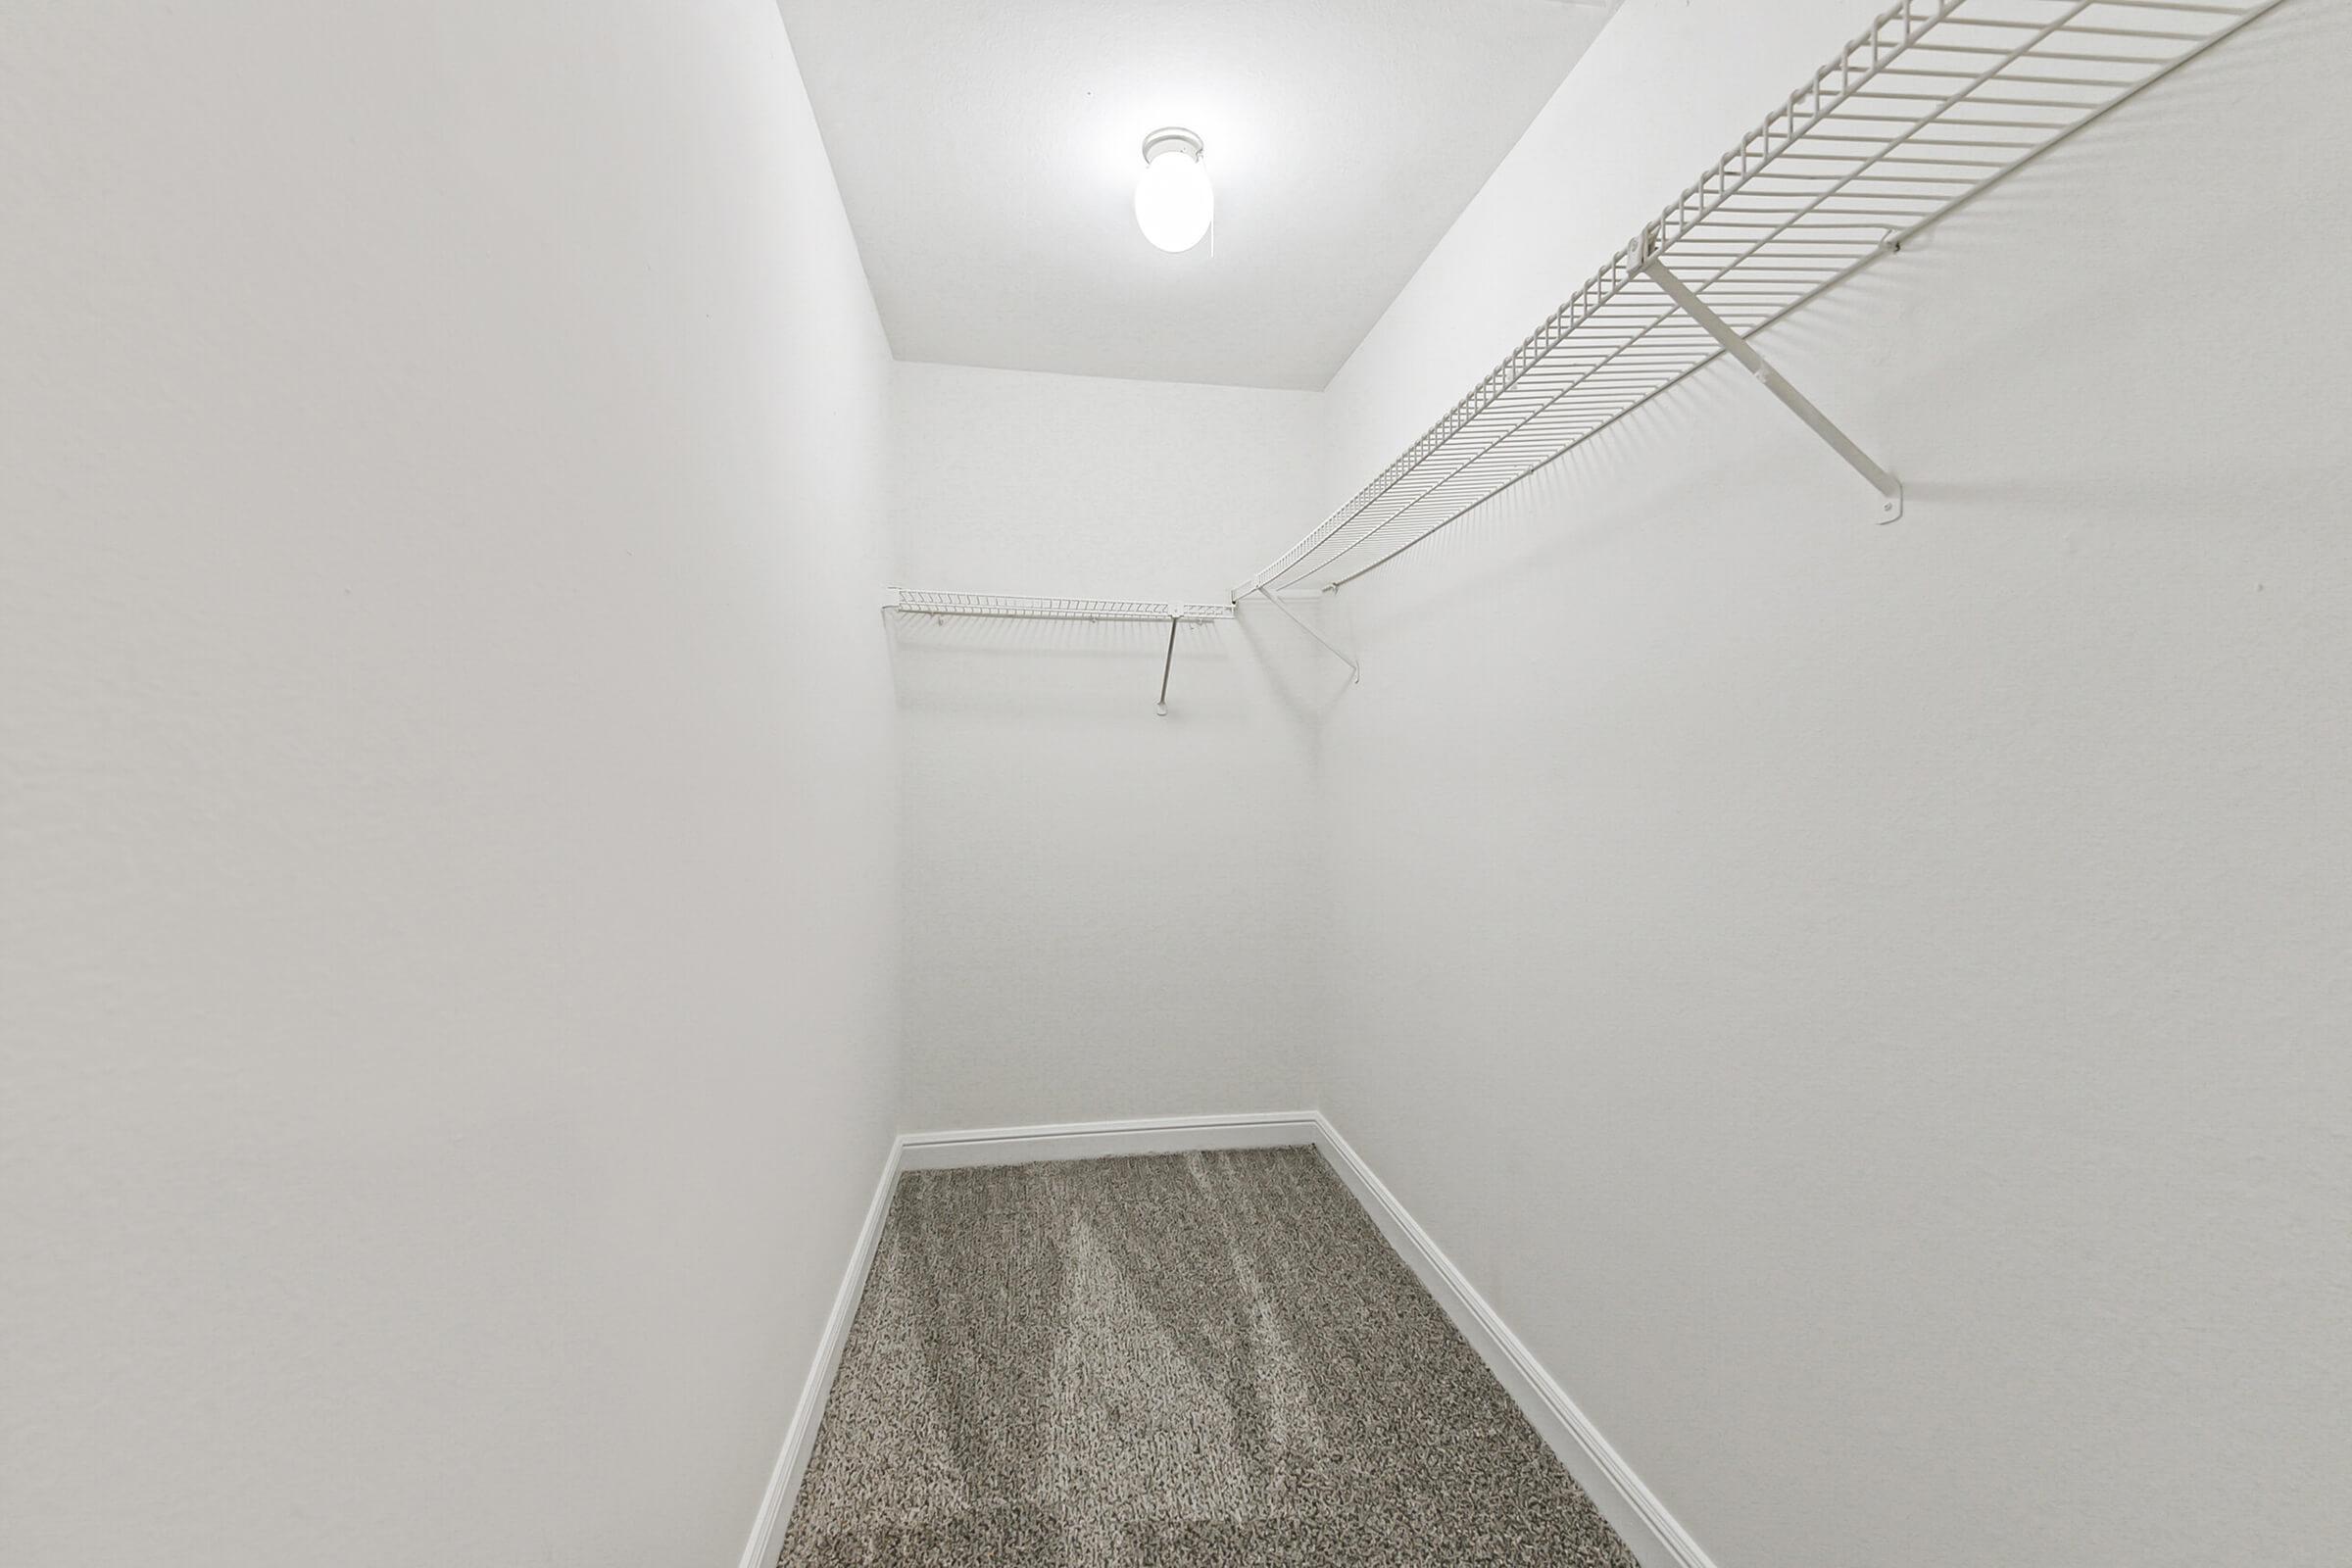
[880,588,1237,714]
[882,588,1234,622]
[1238,0,2288,598]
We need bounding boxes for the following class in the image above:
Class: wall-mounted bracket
[1252,585,1359,683]
[1639,256,1903,524]
[1155,606,1181,716]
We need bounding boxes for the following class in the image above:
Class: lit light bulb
[1134,128,1211,253]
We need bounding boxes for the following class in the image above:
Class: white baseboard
[1310,1113,1719,1568]
[898,1108,1319,1170]
[738,1108,1713,1568]
[733,1137,903,1568]
[735,1110,1313,1566]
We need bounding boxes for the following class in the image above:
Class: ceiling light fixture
[1134,127,1211,253]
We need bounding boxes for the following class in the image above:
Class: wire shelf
[1239,0,2286,596]
[886,588,1236,621]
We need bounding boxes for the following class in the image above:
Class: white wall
[10,3,2346,1564]
[889,362,1338,1131]
[0,5,898,1566]
[1315,3,2352,1566]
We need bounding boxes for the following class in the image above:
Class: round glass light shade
[1134,147,1212,252]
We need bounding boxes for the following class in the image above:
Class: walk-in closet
[8,2,2345,1565]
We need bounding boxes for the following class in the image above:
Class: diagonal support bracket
[1253,586,1360,683]
[1155,608,1180,716]
[1642,257,1903,523]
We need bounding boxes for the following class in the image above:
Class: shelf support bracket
[1155,609,1180,716]
[1253,586,1359,683]
[1641,257,1903,523]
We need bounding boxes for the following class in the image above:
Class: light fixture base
[1140,126,1203,165]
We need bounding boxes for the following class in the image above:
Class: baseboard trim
[1309,1113,1719,1568]
[739,1108,1713,1568]
[898,1108,1319,1170]
[733,1136,903,1568]
[736,1110,1316,1564]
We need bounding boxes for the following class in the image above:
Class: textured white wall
[0,4,898,1565]
[889,362,1339,1132]
[1314,3,2352,1566]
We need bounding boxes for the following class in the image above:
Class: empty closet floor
[779,1147,1638,1567]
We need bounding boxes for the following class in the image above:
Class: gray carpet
[778,1147,1641,1566]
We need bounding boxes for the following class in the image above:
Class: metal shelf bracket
[1252,586,1360,683]
[1155,606,1181,716]
[1640,254,1902,524]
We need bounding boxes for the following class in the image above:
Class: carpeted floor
[778,1147,1641,1566]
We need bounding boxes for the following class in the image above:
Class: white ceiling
[778,0,1617,390]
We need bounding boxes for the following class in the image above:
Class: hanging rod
[1237,0,2290,598]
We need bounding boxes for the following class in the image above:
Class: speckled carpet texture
[778,1147,1640,1566]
